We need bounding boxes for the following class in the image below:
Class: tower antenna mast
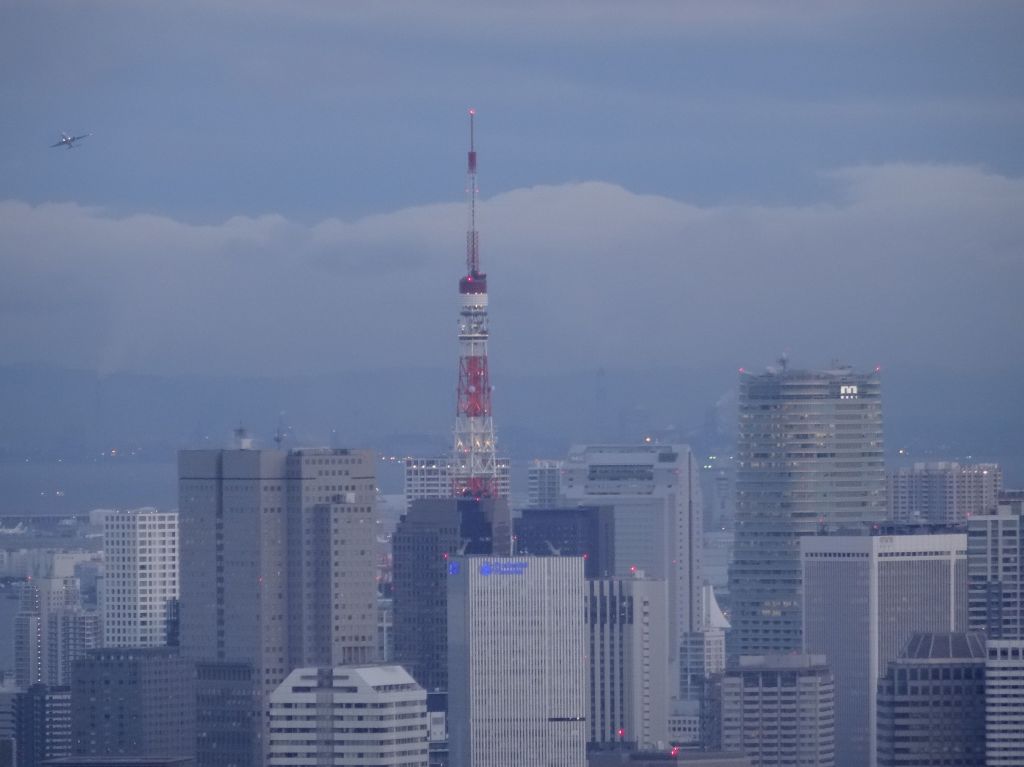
[452,108,497,498]
[466,107,479,276]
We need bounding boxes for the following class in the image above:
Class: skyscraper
[561,444,703,693]
[984,639,1024,766]
[712,654,835,767]
[969,495,1024,764]
[876,632,986,767]
[13,683,72,767]
[70,647,195,761]
[801,530,968,767]
[195,662,258,767]
[102,508,179,648]
[888,462,1001,524]
[586,573,669,752]
[15,577,99,689]
[447,556,587,767]
[391,497,510,692]
[728,363,886,657]
[968,500,1024,638]
[177,446,377,703]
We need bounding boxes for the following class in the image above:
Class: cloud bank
[1,163,1021,378]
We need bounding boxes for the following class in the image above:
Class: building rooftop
[900,632,986,661]
[736,653,828,670]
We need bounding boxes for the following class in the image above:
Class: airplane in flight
[51,132,91,149]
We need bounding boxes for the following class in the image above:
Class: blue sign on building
[479,561,529,576]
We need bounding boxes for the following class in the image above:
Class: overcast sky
[1,1,1022,380]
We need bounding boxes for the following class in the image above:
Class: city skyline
[1,4,1022,765]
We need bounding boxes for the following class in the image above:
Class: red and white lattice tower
[452,108,498,498]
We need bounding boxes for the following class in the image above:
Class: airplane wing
[72,133,91,142]
[50,141,65,148]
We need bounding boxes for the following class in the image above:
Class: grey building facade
[391,496,510,693]
[194,662,257,767]
[70,648,195,761]
[15,578,99,689]
[888,462,1001,524]
[968,501,1024,639]
[514,505,615,578]
[177,447,377,704]
[802,531,968,767]
[986,639,1024,767]
[562,444,703,701]
[14,684,71,767]
[586,575,669,752]
[713,654,835,767]
[876,632,986,767]
[728,364,886,657]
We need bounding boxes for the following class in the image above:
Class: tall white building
[562,444,703,694]
[587,574,669,751]
[102,507,179,648]
[801,531,967,767]
[178,447,378,704]
[527,459,564,508]
[985,639,1024,766]
[448,556,587,767]
[728,364,886,657]
[888,462,1002,524]
[404,456,511,510]
[267,665,429,766]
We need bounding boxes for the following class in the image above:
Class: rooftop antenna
[234,425,253,450]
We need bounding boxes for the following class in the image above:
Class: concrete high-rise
[713,654,835,767]
[15,577,99,689]
[178,446,377,705]
[728,363,886,657]
[448,556,587,767]
[985,639,1024,766]
[391,497,510,693]
[586,574,669,751]
[14,683,72,767]
[195,662,258,767]
[562,444,703,692]
[888,462,1001,524]
[801,530,967,767]
[968,501,1024,638]
[267,665,428,766]
[70,647,195,761]
[876,632,986,767]
[102,508,178,648]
